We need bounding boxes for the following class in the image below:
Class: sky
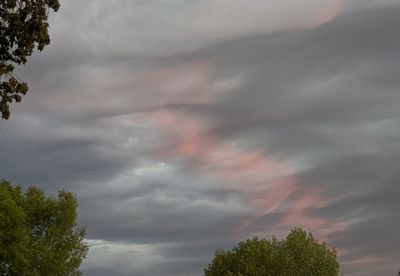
[1,0,400,275]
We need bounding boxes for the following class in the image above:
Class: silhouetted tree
[0,0,60,119]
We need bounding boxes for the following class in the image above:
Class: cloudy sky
[1,0,400,275]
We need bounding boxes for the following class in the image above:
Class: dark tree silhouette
[0,0,60,119]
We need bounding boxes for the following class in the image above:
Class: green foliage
[0,180,88,276]
[0,0,60,119]
[204,228,339,276]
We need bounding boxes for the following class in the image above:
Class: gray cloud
[1,2,400,276]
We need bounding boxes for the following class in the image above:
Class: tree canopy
[0,0,60,119]
[0,180,88,276]
[204,228,339,276]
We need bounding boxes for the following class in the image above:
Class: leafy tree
[0,0,60,119]
[0,180,88,276]
[204,228,339,276]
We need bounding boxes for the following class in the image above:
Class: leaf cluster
[0,180,88,276]
[0,0,60,119]
[204,228,339,276]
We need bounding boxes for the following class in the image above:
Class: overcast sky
[1,0,400,275]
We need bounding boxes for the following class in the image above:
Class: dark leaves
[0,0,60,119]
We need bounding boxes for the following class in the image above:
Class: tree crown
[0,180,88,276]
[204,228,339,276]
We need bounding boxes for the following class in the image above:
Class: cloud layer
[1,1,400,275]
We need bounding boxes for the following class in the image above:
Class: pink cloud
[145,108,348,242]
[136,58,349,243]
[137,60,213,102]
[312,0,346,27]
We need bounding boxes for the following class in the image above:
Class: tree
[0,180,88,276]
[204,228,339,276]
[0,0,60,119]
